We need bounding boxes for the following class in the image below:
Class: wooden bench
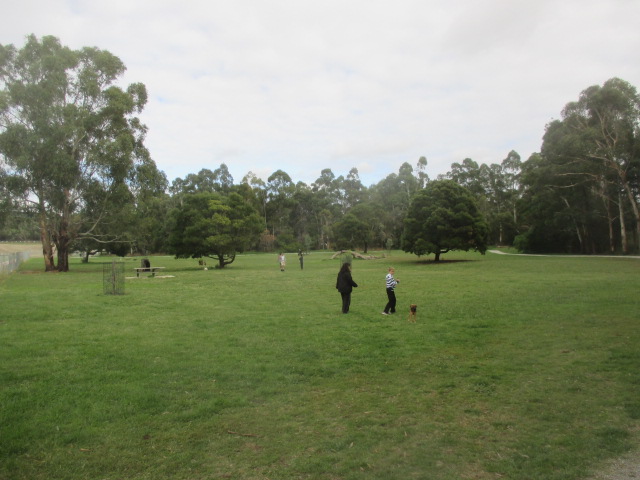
[134,267,165,277]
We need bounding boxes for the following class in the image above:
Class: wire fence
[103,261,125,295]
[0,251,31,276]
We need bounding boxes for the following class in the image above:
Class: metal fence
[0,251,31,276]
[103,260,125,295]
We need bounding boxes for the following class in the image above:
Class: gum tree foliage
[167,192,263,268]
[0,35,155,271]
[537,78,640,253]
[445,153,522,246]
[402,180,488,261]
[513,78,640,254]
[369,162,420,248]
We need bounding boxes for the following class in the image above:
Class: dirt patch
[587,450,640,479]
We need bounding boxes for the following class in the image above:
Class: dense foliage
[167,192,262,268]
[1,36,638,262]
[402,180,488,261]
[0,35,166,270]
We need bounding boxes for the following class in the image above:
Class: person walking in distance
[382,267,399,315]
[336,262,358,314]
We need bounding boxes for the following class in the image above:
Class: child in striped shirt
[382,267,399,315]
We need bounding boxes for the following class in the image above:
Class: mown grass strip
[1,251,638,479]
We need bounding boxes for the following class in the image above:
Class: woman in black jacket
[336,263,358,314]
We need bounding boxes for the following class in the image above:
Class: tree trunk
[434,250,441,262]
[56,240,70,272]
[55,203,71,272]
[605,196,615,254]
[216,253,236,268]
[561,197,584,253]
[622,184,640,253]
[618,191,629,255]
[39,206,55,272]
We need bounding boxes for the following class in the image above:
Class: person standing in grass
[382,267,399,315]
[278,253,286,271]
[336,263,358,314]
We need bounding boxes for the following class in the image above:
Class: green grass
[1,250,639,479]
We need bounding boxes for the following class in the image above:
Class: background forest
[1,36,639,265]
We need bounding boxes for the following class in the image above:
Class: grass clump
[1,251,639,479]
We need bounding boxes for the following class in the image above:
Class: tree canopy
[0,34,160,271]
[402,180,488,261]
[1,47,637,261]
[517,78,640,254]
[167,192,262,268]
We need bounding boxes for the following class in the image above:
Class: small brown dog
[408,304,417,323]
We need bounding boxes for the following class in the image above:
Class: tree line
[1,36,639,271]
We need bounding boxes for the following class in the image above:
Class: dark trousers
[384,288,396,313]
[340,292,351,313]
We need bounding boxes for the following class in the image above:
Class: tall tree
[0,35,153,271]
[515,153,593,253]
[266,169,295,238]
[543,78,640,252]
[369,163,419,248]
[402,180,488,261]
[167,192,262,268]
[416,156,430,189]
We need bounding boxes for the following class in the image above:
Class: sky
[3,0,640,187]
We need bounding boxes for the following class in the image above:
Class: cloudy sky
[4,0,640,187]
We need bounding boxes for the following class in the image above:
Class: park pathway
[488,249,640,259]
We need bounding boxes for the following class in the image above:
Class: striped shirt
[385,273,398,290]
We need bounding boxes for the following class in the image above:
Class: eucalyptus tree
[312,168,343,214]
[515,153,595,253]
[343,167,367,209]
[241,171,268,226]
[416,156,430,189]
[0,35,154,271]
[543,78,640,253]
[266,169,295,238]
[171,164,233,195]
[447,158,485,197]
[369,162,419,248]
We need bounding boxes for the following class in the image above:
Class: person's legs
[341,292,351,313]
[383,288,395,314]
[389,289,397,313]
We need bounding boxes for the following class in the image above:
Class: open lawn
[1,250,639,479]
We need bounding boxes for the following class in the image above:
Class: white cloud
[3,0,640,186]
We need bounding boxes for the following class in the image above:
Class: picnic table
[134,266,165,277]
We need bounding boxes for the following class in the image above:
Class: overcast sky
[4,0,640,187]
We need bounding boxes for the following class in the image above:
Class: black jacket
[336,270,358,293]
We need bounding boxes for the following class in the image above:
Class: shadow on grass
[414,259,474,265]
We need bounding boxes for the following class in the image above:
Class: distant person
[336,262,358,314]
[278,253,286,271]
[298,249,304,269]
[382,267,399,315]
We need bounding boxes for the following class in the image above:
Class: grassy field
[1,250,639,479]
